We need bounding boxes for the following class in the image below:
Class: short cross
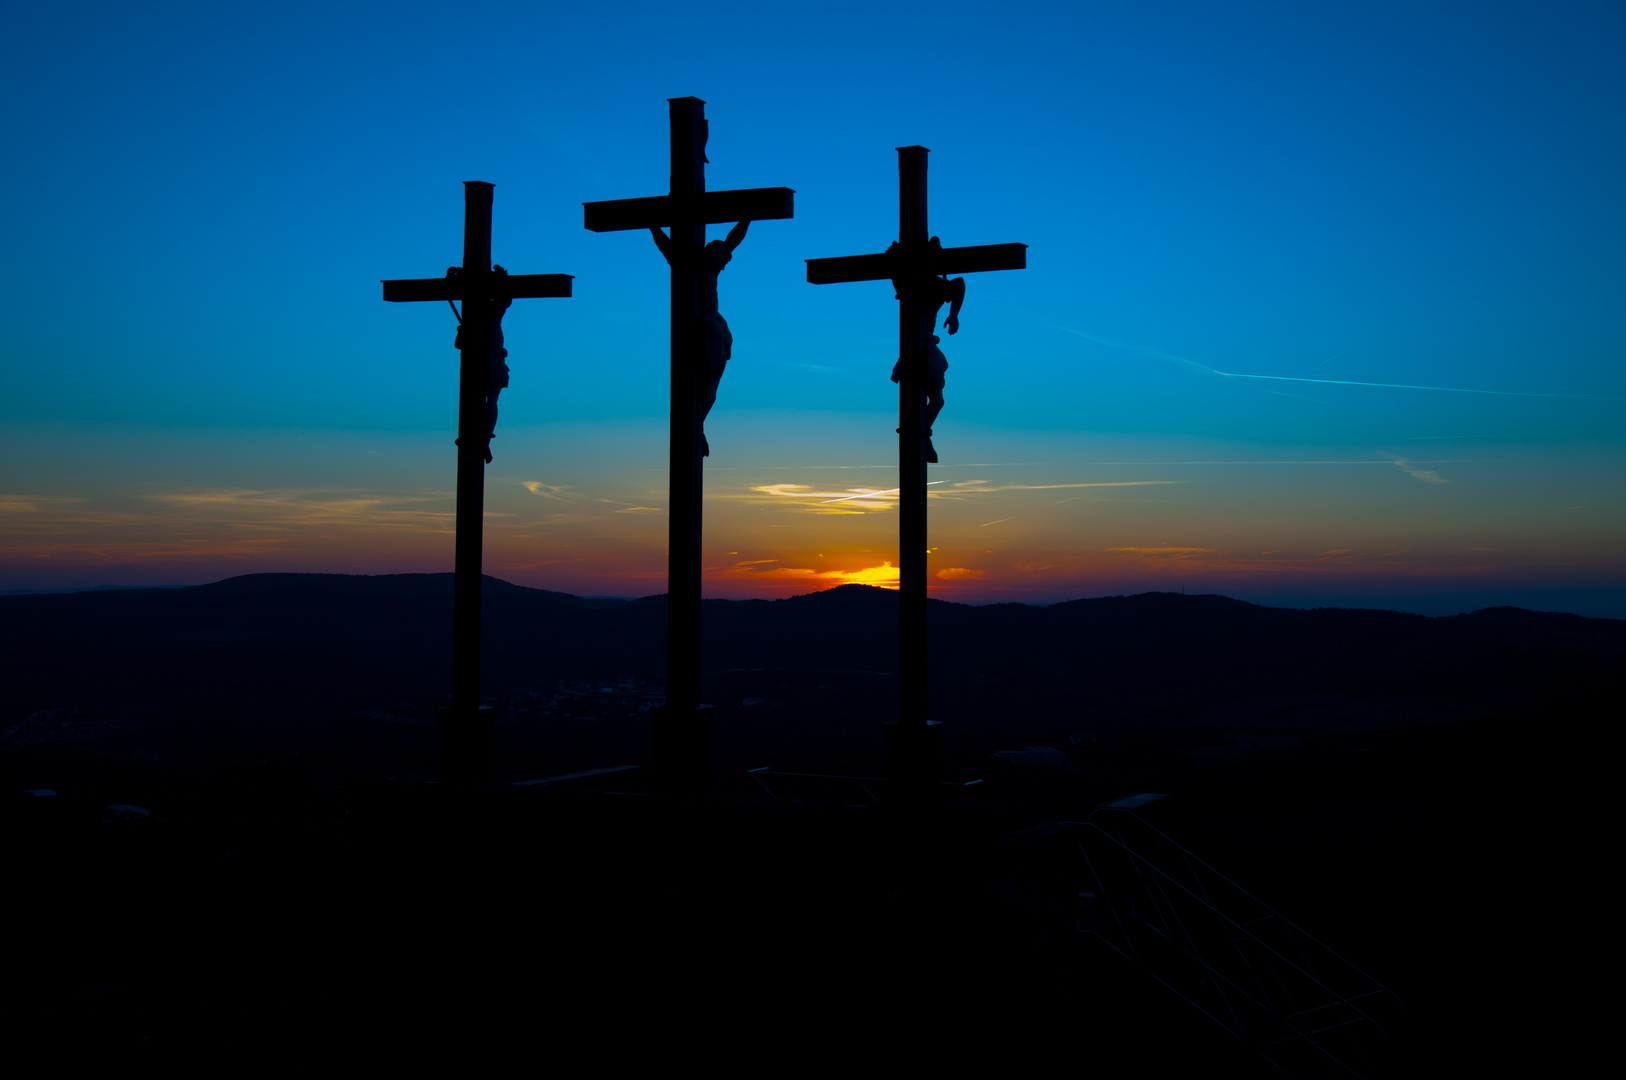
[382,181,573,783]
[806,146,1026,800]
[583,97,793,786]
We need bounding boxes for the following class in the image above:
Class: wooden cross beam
[381,181,573,783]
[805,146,1026,801]
[582,97,793,789]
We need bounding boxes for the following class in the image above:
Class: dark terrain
[2,574,1612,1072]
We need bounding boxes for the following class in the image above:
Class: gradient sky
[3,1,1623,614]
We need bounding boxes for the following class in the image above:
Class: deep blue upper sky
[3,0,1620,444]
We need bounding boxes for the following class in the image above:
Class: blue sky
[2,0,1623,612]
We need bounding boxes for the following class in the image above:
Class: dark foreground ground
[5,578,1613,1072]
[2,697,1601,1076]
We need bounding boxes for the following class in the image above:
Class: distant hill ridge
[2,573,1618,722]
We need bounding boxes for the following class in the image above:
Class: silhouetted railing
[1069,809,1403,1078]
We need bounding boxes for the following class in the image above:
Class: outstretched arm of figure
[721,219,751,254]
[943,277,966,335]
[649,227,672,264]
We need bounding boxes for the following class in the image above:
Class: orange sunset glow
[7,418,1620,616]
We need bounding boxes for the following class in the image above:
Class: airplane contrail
[1212,369,1624,402]
[1056,325,1623,402]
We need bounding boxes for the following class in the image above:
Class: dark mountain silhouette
[2,572,1616,726]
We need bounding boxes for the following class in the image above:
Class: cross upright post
[896,148,932,747]
[668,98,706,725]
[583,98,793,789]
[807,147,1026,803]
[382,182,573,783]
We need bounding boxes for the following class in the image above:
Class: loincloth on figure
[890,337,948,390]
[702,312,732,372]
[454,325,510,386]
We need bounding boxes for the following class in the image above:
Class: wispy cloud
[719,477,1181,515]
[0,495,83,514]
[1107,547,1220,564]
[1390,458,1448,484]
[521,481,573,500]
[0,486,464,571]
[822,482,945,504]
[717,482,919,514]
[145,488,452,530]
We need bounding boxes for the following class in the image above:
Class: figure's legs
[483,388,502,463]
[922,388,944,464]
[697,368,723,457]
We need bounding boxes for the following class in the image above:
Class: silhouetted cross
[382,181,573,783]
[582,97,793,787]
[806,147,1026,799]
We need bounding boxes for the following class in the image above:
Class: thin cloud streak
[947,481,1182,492]
[822,481,946,504]
[1059,325,1623,402]
[1214,370,1624,402]
[1390,458,1448,484]
[1070,460,1467,466]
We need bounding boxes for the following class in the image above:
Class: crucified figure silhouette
[650,219,750,456]
[890,237,966,463]
[450,266,513,464]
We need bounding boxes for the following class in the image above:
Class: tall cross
[806,146,1026,800]
[382,181,573,783]
[583,97,793,784]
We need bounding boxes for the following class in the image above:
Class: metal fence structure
[1070,808,1404,1078]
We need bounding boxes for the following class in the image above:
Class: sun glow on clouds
[710,557,901,589]
[727,483,905,514]
[6,422,1622,600]
[721,478,1180,515]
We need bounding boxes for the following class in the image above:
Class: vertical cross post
[892,146,938,801]
[382,183,574,784]
[453,182,493,715]
[667,98,705,719]
[805,149,1026,804]
[582,99,794,789]
[896,147,930,730]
